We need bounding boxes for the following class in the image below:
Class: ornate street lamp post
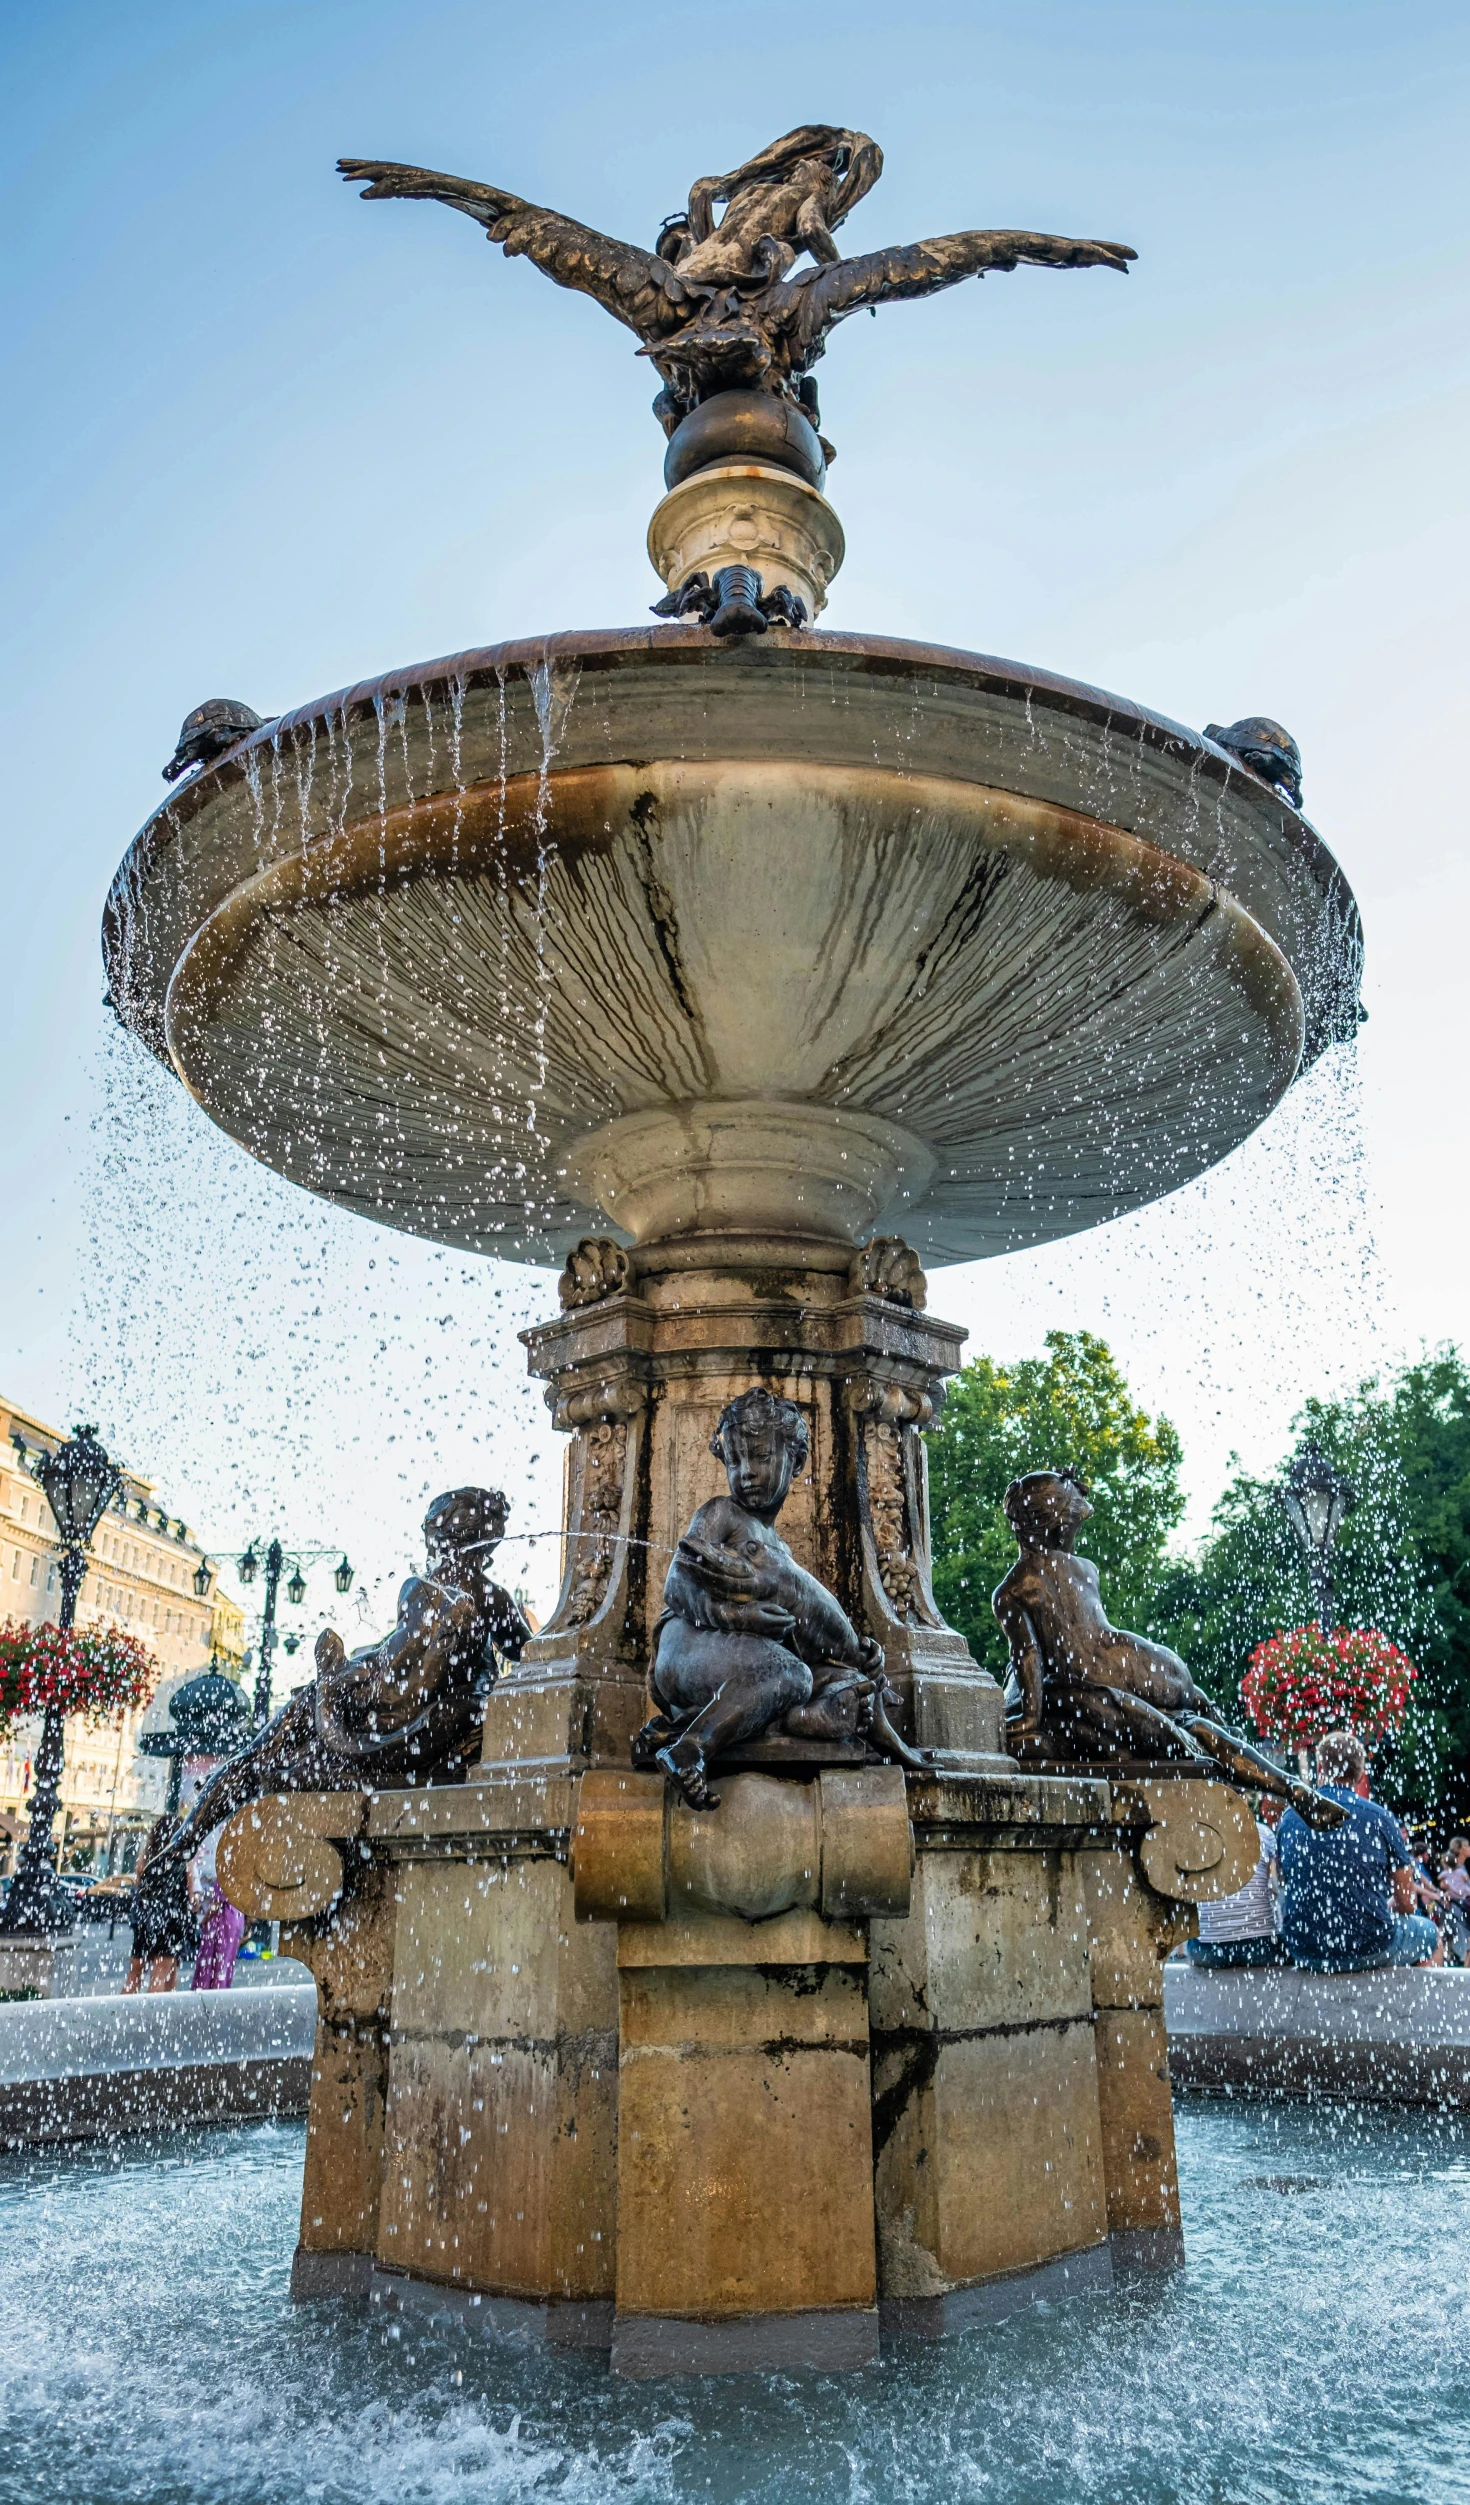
[1279,1445,1356,1628]
[0,1426,122,1937]
[236,1540,354,1726]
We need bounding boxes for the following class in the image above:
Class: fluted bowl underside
[106,630,1361,1267]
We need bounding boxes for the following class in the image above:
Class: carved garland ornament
[545,1373,646,1633]
[845,1376,935,1627]
[866,1421,924,1623]
[565,1417,629,1626]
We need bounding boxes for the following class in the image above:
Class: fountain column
[480,1229,1010,1780]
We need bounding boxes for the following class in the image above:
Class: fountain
[103,125,1362,2376]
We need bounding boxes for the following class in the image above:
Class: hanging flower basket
[0,1617,158,1738]
[1241,1622,1417,1753]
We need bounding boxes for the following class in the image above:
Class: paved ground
[67,1925,311,1997]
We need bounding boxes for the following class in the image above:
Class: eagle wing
[338,159,688,342]
[777,227,1136,361]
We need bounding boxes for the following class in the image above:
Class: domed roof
[139,1669,251,1757]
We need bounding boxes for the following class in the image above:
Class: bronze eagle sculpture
[340,123,1134,445]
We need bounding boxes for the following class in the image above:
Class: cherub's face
[720,1419,801,1521]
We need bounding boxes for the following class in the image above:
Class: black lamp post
[1279,1445,1356,1628]
[1,1426,122,1936]
[236,1539,354,1726]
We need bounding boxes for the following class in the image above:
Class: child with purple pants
[189,1825,246,1989]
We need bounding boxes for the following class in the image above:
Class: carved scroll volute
[844,1376,943,1634]
[541,1373,648,1641]
[558,1236,632,1310]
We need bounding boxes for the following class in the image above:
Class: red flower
[1241,1622,1417,1751]
[0,1618,158,1737]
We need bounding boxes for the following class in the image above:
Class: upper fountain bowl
[104,628,1361,1269]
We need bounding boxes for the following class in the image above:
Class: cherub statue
[340,123,1133,443]
[634,1386,925,1809]
[134,1488,532,1894]
[994,1469,1344,1828]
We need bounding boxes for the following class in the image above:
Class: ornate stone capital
[843,1374,934,1429]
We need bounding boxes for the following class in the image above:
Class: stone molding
[646,461,846,620]
[571,1766,912,1927]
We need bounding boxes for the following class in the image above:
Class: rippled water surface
[0,2103,1464,2505]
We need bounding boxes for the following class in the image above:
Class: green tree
[1151,1349,1470,1816]
[926,1329,1184,1679]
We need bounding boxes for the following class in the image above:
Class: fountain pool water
[1,2105,1464,2505]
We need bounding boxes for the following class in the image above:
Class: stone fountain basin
[105,627,1361,1267]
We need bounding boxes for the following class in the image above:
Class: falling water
[523,653,580,1243]
[948,1031,1397,1540]
[69,1020,558,1644]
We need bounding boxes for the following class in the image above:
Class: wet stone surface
[0,2103,1464,2504]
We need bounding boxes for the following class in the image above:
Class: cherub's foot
[865,1678,934,1775]
[1293,1783,1349,1831]
[631,1713,678,1771]
[655,1736,719,1812]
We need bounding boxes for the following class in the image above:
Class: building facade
[0,1397,245,1871]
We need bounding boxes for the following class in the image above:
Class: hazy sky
[2,1,1466,1645]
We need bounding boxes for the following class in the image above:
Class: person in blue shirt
[1278,1730,1442,1971]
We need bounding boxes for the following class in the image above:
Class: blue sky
[2,1,1466,1626]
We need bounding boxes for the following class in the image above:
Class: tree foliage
[926,1330,1185,1678]
[1150,1350,1470,1815]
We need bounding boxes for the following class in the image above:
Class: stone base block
[368,2269,614,2349]
[1110,2225,1186,2273]
[612,2306,879,2378]
[1091,2005,1182,2244]
[880,2240,1113,2339]
[291,2247,373,2302]
[615,1938,876,2329]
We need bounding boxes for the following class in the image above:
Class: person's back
[1189,1811,1285,1967]
[1278,1730,1440,1972]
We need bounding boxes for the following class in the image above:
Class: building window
[10,1553,18,1579]
[28,1557,37,1585]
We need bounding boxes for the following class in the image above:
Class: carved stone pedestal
[223,1763,1256,2371]
[482,1231,1008,1781]
[221,1238,1261,2373]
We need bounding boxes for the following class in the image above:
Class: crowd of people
[1187,1728,1468,1973]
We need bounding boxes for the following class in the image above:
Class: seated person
[1277,1730,1442,1971]
[1186,1795,1289,1968]
[1437,1836,1470,1907]
[1437,1837,1470,1964]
